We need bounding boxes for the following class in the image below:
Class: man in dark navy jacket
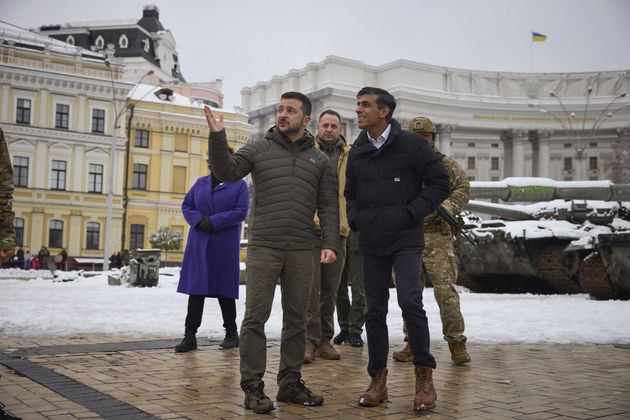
[345,87,450,412]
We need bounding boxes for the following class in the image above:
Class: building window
[491,176,500,181]
[491,143,499,148]
[132,164,148,190]
[491,157,499,171]
[467,156,476,170]
[86,222,100,250]
[174,133,188,152]
[88,163,104,193]
[92,109,105,133]
[134,130,149,148]
[13,156,29,187]
[119,34,129,48]
[55,104,70,129]
[15,217,24,246]
[49,219,63,248]
[468,176,476,181]
[130,224,145,251]
[50,160,67,190]
[16,98,31,124]
[563,143,572,148]
[589,176,598,181]
[564,176,573,181]
[95,35,105,49]
[589,142,598,148]
[589,157,598,171]
[172,166,187,194]
[563,157,573,171]
[467,142,476,148]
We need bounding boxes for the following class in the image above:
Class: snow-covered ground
[0,268,628,344]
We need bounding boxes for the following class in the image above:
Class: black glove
[196,216,214,233]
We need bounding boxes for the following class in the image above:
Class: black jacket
[345,119,450,256]
[209,127,339,253]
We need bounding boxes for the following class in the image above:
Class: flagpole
[529,39,533,72]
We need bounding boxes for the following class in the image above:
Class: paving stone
[2,338,629,418]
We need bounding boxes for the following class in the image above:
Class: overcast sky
[3,0,629,109]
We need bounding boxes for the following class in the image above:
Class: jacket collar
[352,119,402,155]
[265,126,315,150]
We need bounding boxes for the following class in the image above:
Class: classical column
[501,130,513,177]
[30,209,45,252]
[39,89,49,127]
[0,83,9,122]
[512,129,528,177]
[437,124,453,156]
[68,211,82,256]
[537,130,552,178]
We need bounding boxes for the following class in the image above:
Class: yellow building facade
[1,24,132,266]
[122,86,254,264]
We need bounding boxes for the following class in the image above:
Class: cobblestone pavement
[1,335,629,419]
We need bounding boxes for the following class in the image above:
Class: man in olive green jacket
[204,92,339,414]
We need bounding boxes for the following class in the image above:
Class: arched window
[65,35,75,45]
[95,35,105,49]
[86,222,100,250]
[49,219,63,248]
[119,34,129,49]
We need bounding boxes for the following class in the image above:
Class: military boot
[174,328,197,352]
[392,342,414,362]
[244,381,275,414]
[358,368,388,407]
[316,341,340,360]
[303,342,317,364]
[414,365,437,411]
[448,342,471,365]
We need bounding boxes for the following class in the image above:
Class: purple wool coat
[177,175,249,299]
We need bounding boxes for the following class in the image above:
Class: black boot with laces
[174,328,197,352]
[276,376,324,406]
[244,381,275,413]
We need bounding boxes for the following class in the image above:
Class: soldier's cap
[407,116,436,134]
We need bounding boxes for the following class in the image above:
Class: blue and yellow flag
[532,32,547,42]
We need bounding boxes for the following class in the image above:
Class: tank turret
[455,178,630,300]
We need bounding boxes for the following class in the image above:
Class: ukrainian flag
[532,32,548,42]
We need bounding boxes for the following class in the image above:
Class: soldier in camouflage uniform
[392,117,471,365]
[0,128,16,264]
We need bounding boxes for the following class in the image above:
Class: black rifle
[436,206,477,246]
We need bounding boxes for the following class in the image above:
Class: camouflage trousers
[403,231,467,344]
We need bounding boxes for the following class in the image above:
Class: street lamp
[103,65,154,271]
[528,90,628,178]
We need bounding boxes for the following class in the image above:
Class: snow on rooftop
[0,21,101,58]
[471,178,614,188]
[129,83,225,111]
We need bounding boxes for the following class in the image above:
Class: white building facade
[241,56,630,182]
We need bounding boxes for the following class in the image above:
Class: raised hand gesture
[204,105,224,133]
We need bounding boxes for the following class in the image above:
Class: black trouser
[185,295,237,334]
[362,247,436,376]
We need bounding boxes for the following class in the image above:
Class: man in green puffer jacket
[204,92,339,414]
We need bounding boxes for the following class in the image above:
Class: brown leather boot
[316,341,340,360]
[448,342,471,365]
[303,343,317,364]
[358,368,388,407]
[392,342,413,362]
[414,365,437,411]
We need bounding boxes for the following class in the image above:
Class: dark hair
[356,87,396,123]
[318,109,342,123]
[280,91,312,116]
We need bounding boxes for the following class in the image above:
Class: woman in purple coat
[175,167,249,352]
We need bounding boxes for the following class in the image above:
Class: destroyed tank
[455,178,630,300]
